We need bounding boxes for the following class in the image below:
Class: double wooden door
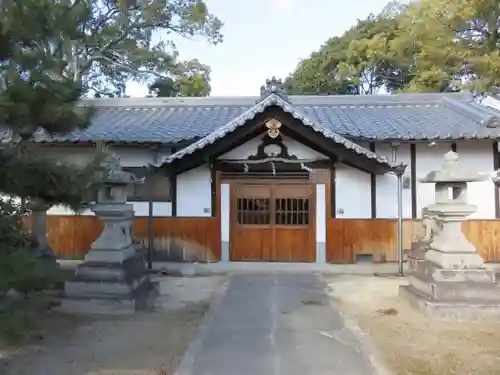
[230,183,316,262]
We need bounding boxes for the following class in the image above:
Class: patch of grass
[391,353,500,375]
[0,294,85,347]
[0,299,39,346]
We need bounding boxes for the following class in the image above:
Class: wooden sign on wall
[309,169,329,184]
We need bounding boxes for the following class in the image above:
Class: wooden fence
[32,216,500,263]
[42,215,221,261]
[326,219,500,263]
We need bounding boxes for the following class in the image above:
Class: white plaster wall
[34,145,173,217]
[221,184,230,242]
[375,143,412,218]
[454,141,494,219]
[176,164,212,217]
[316,184,326,242]
[219,134,328,160]
[335,141,493,220]
[335,164,371,218]
[47,202,172,216]
[415,142,453,217]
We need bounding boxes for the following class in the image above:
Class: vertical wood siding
[326,219,500,263]
[33,216,221,261]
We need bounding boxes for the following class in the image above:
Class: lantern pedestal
[62,253,157,315]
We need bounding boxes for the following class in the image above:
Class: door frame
[228,180,316,262]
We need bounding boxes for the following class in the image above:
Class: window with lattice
[123,167,171,202]
[236,198,271,225]
[275,198,309,225]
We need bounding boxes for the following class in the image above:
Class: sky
[126,0,392,97]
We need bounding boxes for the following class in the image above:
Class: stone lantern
[61,153,157,315]
[84,153,140,263]
[422,151,486,268]
[400,151,500,319]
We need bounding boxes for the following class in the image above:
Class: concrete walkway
[175,273,377,375]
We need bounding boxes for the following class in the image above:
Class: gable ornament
[265,118,281,139]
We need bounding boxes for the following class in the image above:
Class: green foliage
[0,0,222,98]
[0,145,105,210]
[149,76,178,97]
[0,198,30,253]
[285,7,410,95]
[0,0,107,208]
[0,292,61,346]
[0,1,96,138]
[148,58,211,97]
[0,198,61,294]
[0,248,62,294]
[0,76,95,140]
[285,0,500,95]
[0,301,38,345]
[392,0,500,93]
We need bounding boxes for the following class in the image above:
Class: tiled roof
[2,92,500,144]
[158,93,402,171]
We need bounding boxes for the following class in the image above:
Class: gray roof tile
[56,105,250,143]
[2,92,500,144]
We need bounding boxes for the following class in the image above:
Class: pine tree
[0,1,103,261]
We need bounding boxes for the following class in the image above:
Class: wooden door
[273,184,316,262]
[230,183,316,262]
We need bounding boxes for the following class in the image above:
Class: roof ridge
[80,96,259,107]
[80,92,474,108]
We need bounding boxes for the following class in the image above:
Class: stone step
[73,254,147,283]
[65,276,148,298]
[61,279,158,315]
[407,274,500,303]
[59,295,146,315]
[400,283,500,320]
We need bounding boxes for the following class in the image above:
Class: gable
[219,134,328,160]
[155,95,405,175]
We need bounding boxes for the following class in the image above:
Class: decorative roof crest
[259,76,289,101]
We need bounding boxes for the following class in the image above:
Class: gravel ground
[0,275,226,375]
[326,275,500,375]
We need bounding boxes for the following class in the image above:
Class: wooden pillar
[369,142,377,218]
[493,142,499,218]
[410,144,417,218]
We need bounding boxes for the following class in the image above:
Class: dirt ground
[0,275,226,375]
[326,275,500,375]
